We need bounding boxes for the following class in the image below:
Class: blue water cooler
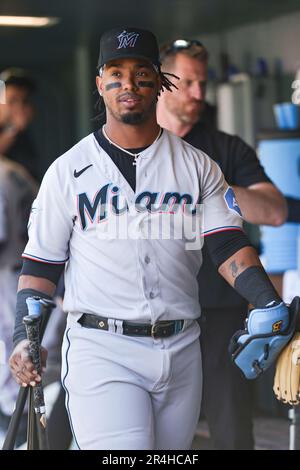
[258,130,300,273]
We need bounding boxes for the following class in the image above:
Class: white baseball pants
[61,314,202,450]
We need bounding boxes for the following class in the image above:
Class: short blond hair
[160,40,209,69]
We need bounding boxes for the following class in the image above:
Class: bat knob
[26,297,43,317]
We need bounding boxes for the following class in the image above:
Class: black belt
[78,314,185,339]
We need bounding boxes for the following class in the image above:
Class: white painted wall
[198,11,300,77]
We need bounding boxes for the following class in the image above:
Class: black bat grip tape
[23,314,46,411]
[23,315,42,374]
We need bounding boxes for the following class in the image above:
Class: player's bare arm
[217,243,284,307]
[18,274,56,296]
[218,246,261,288]
[232,182,287,226]
[216,243,298,380]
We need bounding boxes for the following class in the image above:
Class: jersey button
[149,291,155,299]
[145,256,150,264]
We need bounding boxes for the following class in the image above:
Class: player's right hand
[229,299,299,379]
[9,339,48,387]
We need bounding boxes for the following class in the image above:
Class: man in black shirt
[157,39,287,449]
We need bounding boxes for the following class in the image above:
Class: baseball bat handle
[33,384,46,413]
[3,297,54,450]
[23,297,45,410]
[23,314,42,373]
[24,297,52,450]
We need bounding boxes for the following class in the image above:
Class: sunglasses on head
[163,39,204,56]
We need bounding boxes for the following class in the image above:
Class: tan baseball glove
[273,331,300,405]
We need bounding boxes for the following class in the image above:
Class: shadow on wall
[30,66,77,179]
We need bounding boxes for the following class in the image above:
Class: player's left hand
[229,297,300,379]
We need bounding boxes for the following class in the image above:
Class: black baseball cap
[97,27,160,69]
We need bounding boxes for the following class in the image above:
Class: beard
[165,97,204,125]
[105,97,157,126]
[120,98,157,125]
[121,112,145,125]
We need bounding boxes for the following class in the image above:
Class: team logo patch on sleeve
[224,187,242,217]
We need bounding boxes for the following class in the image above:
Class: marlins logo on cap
[117,30,139,49]
[97,27,161,68]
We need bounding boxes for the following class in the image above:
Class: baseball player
[0,69,40,181]
[9,27,291,450]
[0,155,37,445]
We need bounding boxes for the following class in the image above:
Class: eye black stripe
[105,82,122,91]
[137,81,155,88]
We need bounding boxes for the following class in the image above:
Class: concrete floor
[193,416,292,450]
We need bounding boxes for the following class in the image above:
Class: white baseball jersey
[23,129,243,321]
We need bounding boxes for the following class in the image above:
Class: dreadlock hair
[159,68,179,94]
[93,64,179,122]
[93,89,106,123]
[93,66,106,123]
